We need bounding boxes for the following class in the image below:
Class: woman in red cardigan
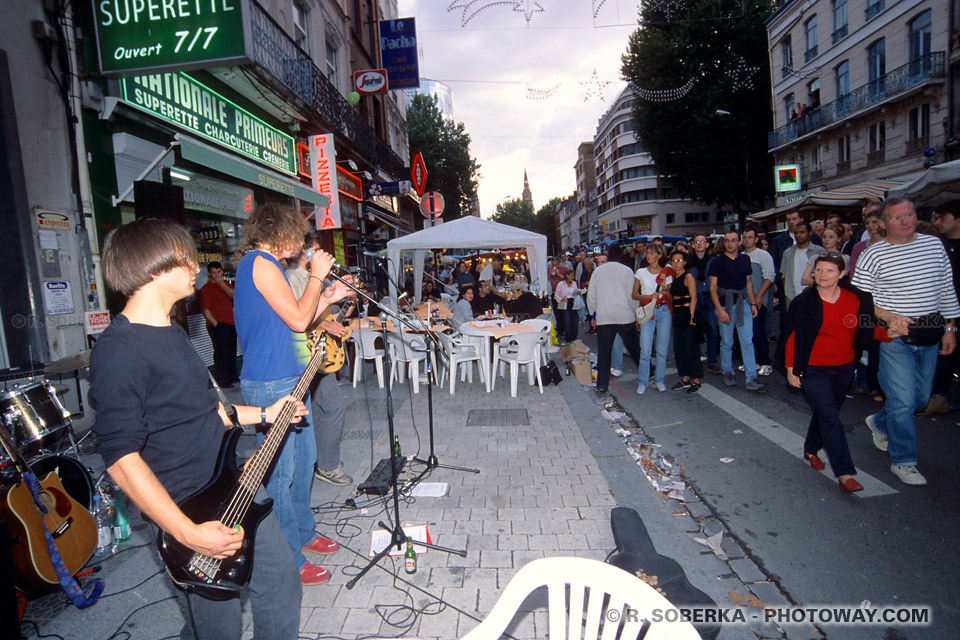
[783,253,883,493]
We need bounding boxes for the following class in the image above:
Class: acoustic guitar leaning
[0,427,96,594]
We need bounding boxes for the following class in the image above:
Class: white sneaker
[611,368,623,377]
[656,382,667,392]
[758,365,773,376]
[890,464,927,486]
[864,414,888,452]
[636,385,647,395]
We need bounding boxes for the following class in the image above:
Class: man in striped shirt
[851,198,960,486]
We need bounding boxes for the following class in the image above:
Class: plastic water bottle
[112,487,132,543]
[92,495,113,556]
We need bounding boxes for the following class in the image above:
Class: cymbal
[44,352,91,374]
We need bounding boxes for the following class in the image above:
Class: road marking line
[696,382,898,498]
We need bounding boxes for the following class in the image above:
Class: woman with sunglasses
[783,254,880,493]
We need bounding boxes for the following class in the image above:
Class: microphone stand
[325,273,467,590]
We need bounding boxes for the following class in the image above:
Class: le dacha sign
[122,72,296,175]
[774,164,802,193]
[309,134,342,230]
[379,18,419,91]
[92,0,252,75]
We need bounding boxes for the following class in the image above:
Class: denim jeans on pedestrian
[801,363,857,478]
[311,372,344,472]
[639,305,671,387]
[872,338,939,466]
[611,334,625,372]
[562,307,579,343]
[719,299,757,381]
[173,490,301,640]
[241,376,316,570]
[698,293,719,366]
[596,323,641,391]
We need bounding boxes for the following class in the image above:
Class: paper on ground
[368,523,431,557]
[409,482,448,497]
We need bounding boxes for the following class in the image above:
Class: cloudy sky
[396,1,641,218]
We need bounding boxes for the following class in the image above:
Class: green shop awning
[175,134,328,208]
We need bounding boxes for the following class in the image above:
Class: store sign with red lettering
[308,134,341,229]
[85,311,111,335]
[410,151,427,196]
[337,166,364,201]
[353,69,388,95]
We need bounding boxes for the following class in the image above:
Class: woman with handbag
[667,250,703,393]
[632,244,673,394]
[783,253,879,493]
[554,269,580,345]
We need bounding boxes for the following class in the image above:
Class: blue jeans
[698,293,719,366]
[562,307,579,343]
[174,491,301,640]
[311,372,344,472]
[611,334,624,371]
[719,299,757,381]
[639,305,671,386]
[872,339,939,466]
[241,376,316,570]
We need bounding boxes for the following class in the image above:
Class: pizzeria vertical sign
[92,0,253,75]
[309,135,341,230]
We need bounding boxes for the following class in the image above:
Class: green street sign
[122,72,296,175]
[92,0,251,75]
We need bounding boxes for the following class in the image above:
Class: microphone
[362,250,386,260]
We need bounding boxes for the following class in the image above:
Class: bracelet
[261,407,267,427]
[946,327,957,333]
[310,275,322,282]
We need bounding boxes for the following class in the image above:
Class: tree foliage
[406,93,481,225]
[621,0,774,217]
[491,196,563,252]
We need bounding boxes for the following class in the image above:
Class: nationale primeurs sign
[91,0,252,75]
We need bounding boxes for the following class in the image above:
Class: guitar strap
[21,471,105,608]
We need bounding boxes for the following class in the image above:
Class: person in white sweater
[586,245,641,393]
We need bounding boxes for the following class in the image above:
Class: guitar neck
[225,336,327,524]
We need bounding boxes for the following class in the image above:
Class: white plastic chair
[387,332,430,394]
[521,318,553,366]
[492,332,543,397]
[436,331,486,394]
[350,330,385,389]
[460,557,701,640]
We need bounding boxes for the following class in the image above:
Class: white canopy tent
[887,160,960,207]
[385,216,549,307]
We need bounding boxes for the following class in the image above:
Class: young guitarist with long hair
[89,218,308,639]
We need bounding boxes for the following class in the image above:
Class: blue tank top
[234,250,302,381]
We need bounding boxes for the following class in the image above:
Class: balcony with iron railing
[865,0,885,22]
[768,52,945,149]
[246,1,406,178]
[805,46,819,63]
[832,25,848,44]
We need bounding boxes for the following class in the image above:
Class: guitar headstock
[306,330,326,352]
[0,421,31,476]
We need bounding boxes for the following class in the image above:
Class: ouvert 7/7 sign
[122,72,296,175]
[92,0,252,75]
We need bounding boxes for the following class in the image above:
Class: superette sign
[122,72,296,175]
[91,0,252,75]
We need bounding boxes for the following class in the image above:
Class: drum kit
[0,354,93,510]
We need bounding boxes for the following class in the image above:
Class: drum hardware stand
[320,275,467,589]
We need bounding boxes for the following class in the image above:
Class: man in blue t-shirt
[709,230,765,391]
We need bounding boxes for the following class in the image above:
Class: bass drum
[28,455,93,511]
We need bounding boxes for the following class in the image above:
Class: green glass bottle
[393,436,402,458]
[112,486,132,543]
[404,537,417,574]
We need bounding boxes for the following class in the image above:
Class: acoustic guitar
[156,330,328,599]
[0,426,96,594]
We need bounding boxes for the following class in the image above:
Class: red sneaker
[302,535,339,555]
[299,561,331,585]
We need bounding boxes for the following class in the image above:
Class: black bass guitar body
[157,428,272,600]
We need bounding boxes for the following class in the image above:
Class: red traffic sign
[353,69,388,95]
[410,152,428,196]
[419,191,445,219]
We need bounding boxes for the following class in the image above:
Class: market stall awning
[175,134,328,207]
[887,160,960,207]
[749,179,911,222]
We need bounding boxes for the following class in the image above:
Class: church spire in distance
[522,170,533,209]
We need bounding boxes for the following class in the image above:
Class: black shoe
[687,382,701,394]
[671,380,692,390]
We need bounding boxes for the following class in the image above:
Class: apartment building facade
[594,87,723,240]
[766,0,945,204]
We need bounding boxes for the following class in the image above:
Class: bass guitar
[156,330,328,600]
[0,425,96,594]
[316,299,354,374]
